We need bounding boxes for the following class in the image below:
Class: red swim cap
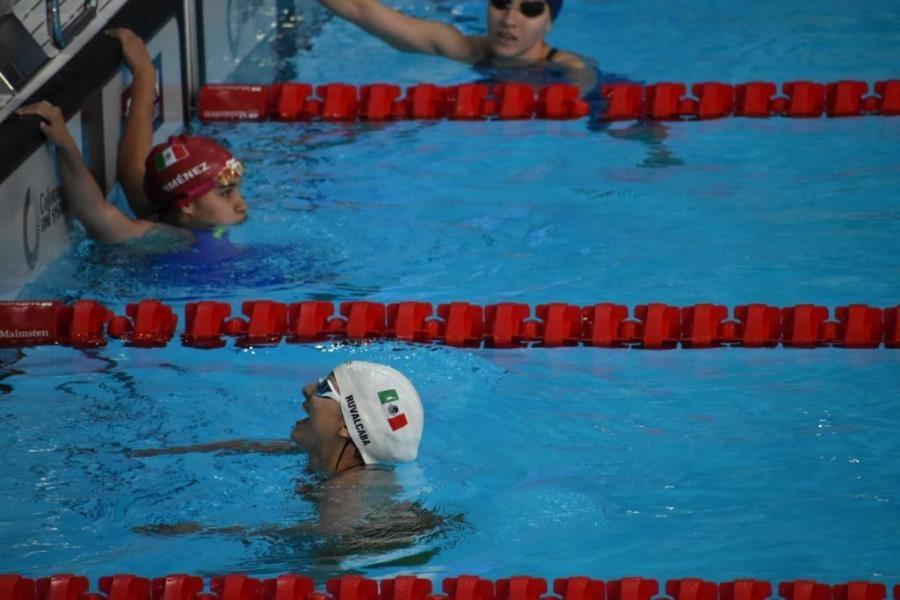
[143,135,244,210]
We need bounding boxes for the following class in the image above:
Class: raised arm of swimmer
[318,0,484,61]
[317,0,596,93]
[108,28,250,231]
[108,28,158,220]
[15,102,152,243]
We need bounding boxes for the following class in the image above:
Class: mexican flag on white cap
[333,361,424,465]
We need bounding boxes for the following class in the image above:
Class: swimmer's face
[291,374,348,473]
[182,181,249,227]
[486,0,551,62]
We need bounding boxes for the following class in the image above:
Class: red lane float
[667,579,717,600]
[224,300,289,347]
[98,576,151,600]
[4,576,900,600]
[182,301,231,349]
[778,581,831,600]
[198,85,275,121]
[554,578,605,600]
[198,79,899,122]
[442,576,493,600]
[0,300,113,349]
[326,576,377,600]
[0,576,35,600]
[719,580,772,600]
[495,577,546,600]
[2,300,899,350]
[108,300,178,347]
[886,307,900,349]
[35,575,90,600]
[199,82,583,122]
[360,84,403,120]
[597,79,900,121]
[607,577,658,600]
[153,575,205,600]
[380,577,432,600]
[262,576,315,600]
[832,582,886,600]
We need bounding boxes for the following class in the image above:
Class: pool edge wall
[0,0,328,300]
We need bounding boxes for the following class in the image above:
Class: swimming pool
[3,0,900,586]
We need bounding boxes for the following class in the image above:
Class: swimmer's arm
[128,439,301,457]
[109,28,159,220]
[552,51,598,95]
[317,0,487,62]
[56,142,154,242]
[16,102,152,244]
[134,521,316,538]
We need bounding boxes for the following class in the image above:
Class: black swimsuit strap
[545,47,558,61]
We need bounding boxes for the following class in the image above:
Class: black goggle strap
[334,438,353,473]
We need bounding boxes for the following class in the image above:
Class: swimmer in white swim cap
[130,361,451,544]
[291,361,424,476]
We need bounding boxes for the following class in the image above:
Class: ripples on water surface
[6,0,900,583]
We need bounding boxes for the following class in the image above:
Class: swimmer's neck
[332,463,368,478]
[488,41,552,69]
[299,464,388,496]
[328,439,366,477]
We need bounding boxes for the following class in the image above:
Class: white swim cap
[332,361,424,465]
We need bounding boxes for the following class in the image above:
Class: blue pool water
[3,0,900,585]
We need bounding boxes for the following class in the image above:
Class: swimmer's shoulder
[464,35,493,64]
[549,49,591,70]
[549,50,599,94]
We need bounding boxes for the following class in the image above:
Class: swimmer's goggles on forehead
[489,0,547,18]
[216,158,245,187]
[315,376,341,402]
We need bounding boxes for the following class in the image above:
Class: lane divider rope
[0,574,896,600]
[197,80,900,122]
[1,299,898,350]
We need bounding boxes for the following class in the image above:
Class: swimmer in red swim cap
[112,28,249,231]
[141,134,248,228]
[16,30,247,244]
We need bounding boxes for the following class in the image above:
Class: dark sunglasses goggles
[315,376,341,402]
[489,0,547,18]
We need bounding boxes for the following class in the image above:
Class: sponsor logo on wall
[121,53,164,131]
[21,185,64,271]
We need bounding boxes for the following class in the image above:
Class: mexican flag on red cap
[378,389,408,431]
[154,143,189,172]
